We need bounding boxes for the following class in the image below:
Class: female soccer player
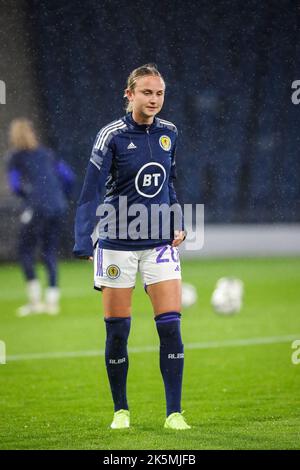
[7,118,75,316]
[74,64,191,430]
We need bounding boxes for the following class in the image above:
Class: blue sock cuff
[155,312,181,324]
[104,317,131,324]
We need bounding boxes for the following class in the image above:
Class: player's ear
[125,88,133,102]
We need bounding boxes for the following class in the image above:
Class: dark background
[0,0,300,257]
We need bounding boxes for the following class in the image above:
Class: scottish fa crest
[159,135,171,151]
[106,265,120,279]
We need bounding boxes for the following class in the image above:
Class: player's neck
[132,110,154,126]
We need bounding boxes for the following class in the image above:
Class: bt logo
[142,173,161,187]
[135,162,166,198]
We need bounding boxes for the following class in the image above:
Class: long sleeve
[55,159,76,198]
[169,141,179,205]
[169,135,185,232]
[73,139,113,258]
[7,168,27,198]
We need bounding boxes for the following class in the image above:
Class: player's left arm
[169,130,186,247]
[73,137,113,258]
[7,155,27,199]
[55,158,76,198]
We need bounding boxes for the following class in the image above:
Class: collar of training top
[125,112,158,131]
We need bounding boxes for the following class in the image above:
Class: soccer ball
[211,277,244,315]
[181,283,198,308]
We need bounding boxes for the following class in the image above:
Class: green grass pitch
[0,257,299,450]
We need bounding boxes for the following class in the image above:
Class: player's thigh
[94,247,138,290]
[18,215,39,254]
[94,247,138,318]
[102,287,134,318]
[140,245,182,314]
[41,215,62,255]
[146,279,182,315]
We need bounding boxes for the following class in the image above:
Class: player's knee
[105,317,131,345]
[155,312,182,345]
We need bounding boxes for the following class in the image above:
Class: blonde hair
[124,63,164,113]
[8,118,39,151]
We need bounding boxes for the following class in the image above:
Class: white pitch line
[5,334,299,363]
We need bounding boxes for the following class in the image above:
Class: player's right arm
[73,135,113,259]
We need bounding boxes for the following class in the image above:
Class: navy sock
[155,312,184,416]
[105,317,131,412]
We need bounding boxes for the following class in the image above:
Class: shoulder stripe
[159,118,174,125]
[158,118,177,129]
[96,122,126,151]
[157,118,177,132]
[90,158,101,170]
[97,118,123,136]
[99,123,127,151]
[95,119,123,149]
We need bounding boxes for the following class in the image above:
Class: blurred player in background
[6,118,75,316]
[74,64,190,430]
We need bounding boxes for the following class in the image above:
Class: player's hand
[172,230,186,247]
[88,257,93,262]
